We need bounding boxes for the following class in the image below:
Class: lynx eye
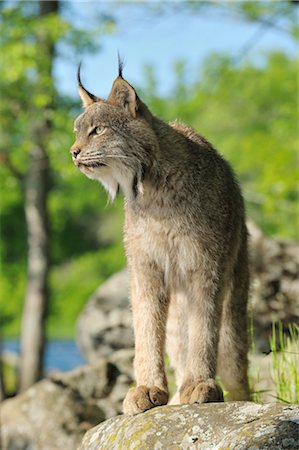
[88,126,106,137]
[95,126,105,135]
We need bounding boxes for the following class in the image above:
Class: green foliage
[0,264,26,336]
[1,359,18,397]
[47,243,125,338]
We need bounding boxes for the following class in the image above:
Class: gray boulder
[77,269,133,362]
[0,355,134,450]
[247,221,299,352]
[80,402,299,450]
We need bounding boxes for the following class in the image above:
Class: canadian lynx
[71,60,250,415]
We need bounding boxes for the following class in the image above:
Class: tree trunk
[19,146,50,391]
[19,0,58,392]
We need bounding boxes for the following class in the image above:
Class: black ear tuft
[77,61,83,87]
[118,52,124,78]
[77,62,99,104]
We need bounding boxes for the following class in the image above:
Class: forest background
[0,0,298,346]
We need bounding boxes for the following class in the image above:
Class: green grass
[250,321,299,404]
[269,322,299,404]
[249,316,263,403]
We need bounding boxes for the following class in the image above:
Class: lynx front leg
[180,271,224,405]
[123,262,169,415]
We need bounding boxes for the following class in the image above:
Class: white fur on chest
[125,215,201,288]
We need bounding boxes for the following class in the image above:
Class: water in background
[3,339,86,373]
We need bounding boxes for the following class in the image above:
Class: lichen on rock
[80,402,299,450]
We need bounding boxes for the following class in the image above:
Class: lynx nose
[71,146,81,159]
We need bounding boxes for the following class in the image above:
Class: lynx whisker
[81,155,132,163]
[105,155,132,160]
[80,157,104,164]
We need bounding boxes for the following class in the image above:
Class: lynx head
[71,59,158,201]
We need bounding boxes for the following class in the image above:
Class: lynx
[71,60,250,415]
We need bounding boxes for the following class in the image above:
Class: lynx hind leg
[166,292,188,404]
[217,247,251,401]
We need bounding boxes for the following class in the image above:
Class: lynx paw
[123,385,168,415]
[180,378,224,404]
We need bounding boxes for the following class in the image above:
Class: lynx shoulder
[71,61,250,414]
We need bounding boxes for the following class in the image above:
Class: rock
[0,356,134,450]
[76,269,133,363]
[247,221,299,352]
[77,222,299,361]
[96,349,134,419]
[80,402,299,450]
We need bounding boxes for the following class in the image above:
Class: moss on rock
[80,402,299,450]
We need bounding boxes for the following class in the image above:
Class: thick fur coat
[71,63,250,414]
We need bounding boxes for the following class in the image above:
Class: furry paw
[180,378,224,404]
[123,385,169,415]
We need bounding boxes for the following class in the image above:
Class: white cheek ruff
[98,163,135,202]
[78,159,136,202]
[97,172,119,201]
[79,165,118,201]
[94,168,118,202]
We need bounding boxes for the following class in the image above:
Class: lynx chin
[71,59,250,415]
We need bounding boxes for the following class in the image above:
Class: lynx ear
[77,63,100,108]
[107,77,138,118]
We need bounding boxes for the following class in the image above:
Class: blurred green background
[0,1,298,339]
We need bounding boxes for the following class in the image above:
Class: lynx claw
[123,385,169,415]
[180,378,224,404]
